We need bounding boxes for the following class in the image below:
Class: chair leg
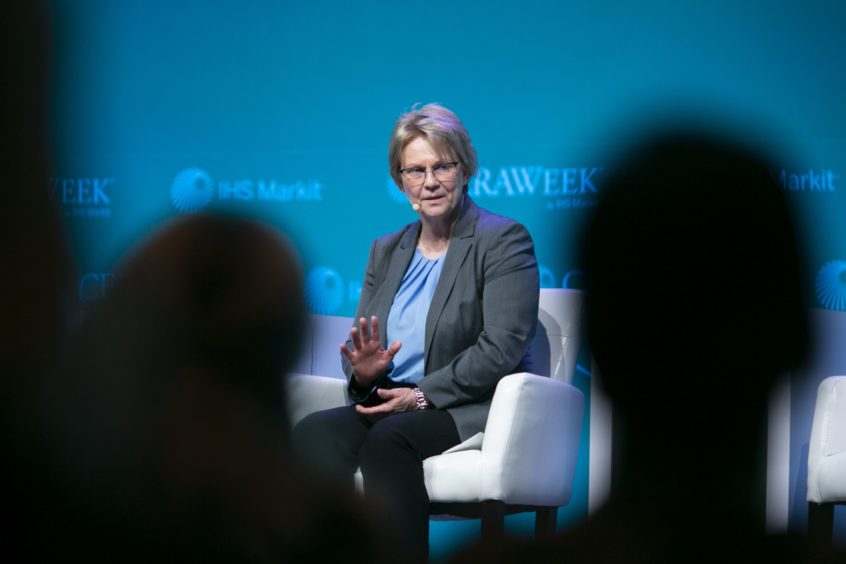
[535,507,557,539]
[481,500,505,541]
[808,502,834,547]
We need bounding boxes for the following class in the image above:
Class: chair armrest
[819,376,846,457]
[286,373,349,428]
[808,375,846,503]
[480,372,585,506]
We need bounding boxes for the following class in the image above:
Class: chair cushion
[354,450,485,502]
[441,432,484,454]
[423,450,483,503]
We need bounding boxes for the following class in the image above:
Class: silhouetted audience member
[0,2,80,559]
[453,129,845,563]
[35,214,390,562]
[1,4,389,559]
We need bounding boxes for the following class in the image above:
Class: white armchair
[807,375,846,544]
[287,288,586,539]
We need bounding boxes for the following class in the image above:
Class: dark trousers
[293,404,461,561]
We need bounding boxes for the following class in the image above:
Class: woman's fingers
[376,387,403,400]
[358,316,370,343]
[355,388,416,419]
[346,319,396,376]
[369,316,380,344]
[350,326,362,352]
[351,316,385,354]
[387,341,402,357]
[355,398,394,418]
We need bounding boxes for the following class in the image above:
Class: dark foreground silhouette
[31,214,395,562]
[453,129,845,563]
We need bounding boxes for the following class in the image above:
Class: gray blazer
[342,196,540,440]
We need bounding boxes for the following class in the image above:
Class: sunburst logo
[171,168,214,213]
[815,260,846,311]
[305,266,345,315]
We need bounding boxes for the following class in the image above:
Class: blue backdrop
[49,0,846,558]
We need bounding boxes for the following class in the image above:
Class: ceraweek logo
[50,176,114,218]
[171,167,323,213]
[472,166,602,199]
[386,165,604,210]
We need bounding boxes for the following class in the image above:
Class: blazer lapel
[424,196,479,368]
[375,222,419,347]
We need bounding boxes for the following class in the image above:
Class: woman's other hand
[340,316,402,388]
[355,388,417,421]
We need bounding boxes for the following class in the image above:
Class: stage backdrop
[49,0,846,557]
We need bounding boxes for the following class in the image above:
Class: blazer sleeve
[417,222,539,409]
[342,240,381,403]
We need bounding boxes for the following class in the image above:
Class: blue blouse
[386,248,446,384]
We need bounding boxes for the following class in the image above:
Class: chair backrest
[292,314,353,379]
[294,288,584,383]
[530,288,584,384]
[807,375,846,503]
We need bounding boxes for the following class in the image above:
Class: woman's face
[400,137,464,222]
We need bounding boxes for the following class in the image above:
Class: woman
[295,103,539,561]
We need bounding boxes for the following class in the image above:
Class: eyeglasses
[400,162,460,184]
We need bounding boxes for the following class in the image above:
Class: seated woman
[294,103,539,561]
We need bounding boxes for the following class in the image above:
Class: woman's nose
[423,168,439,188]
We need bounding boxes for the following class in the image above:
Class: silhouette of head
[579,130,809,435]
[99,213,306,415]
[44,213,308,559]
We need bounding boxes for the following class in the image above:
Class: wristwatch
[414,387,431,410]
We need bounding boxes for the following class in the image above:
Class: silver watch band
[414,387,430,410]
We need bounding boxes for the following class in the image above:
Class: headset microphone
[412,202,421,211]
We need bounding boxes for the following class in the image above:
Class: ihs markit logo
[171,168,214,213]
[815,260,846,311]
[305,266,345,315]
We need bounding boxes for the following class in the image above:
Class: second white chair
[807,375,846,545]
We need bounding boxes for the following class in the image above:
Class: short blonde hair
[388,103,478,192]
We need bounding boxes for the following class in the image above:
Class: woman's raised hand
[340,316,402,388]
